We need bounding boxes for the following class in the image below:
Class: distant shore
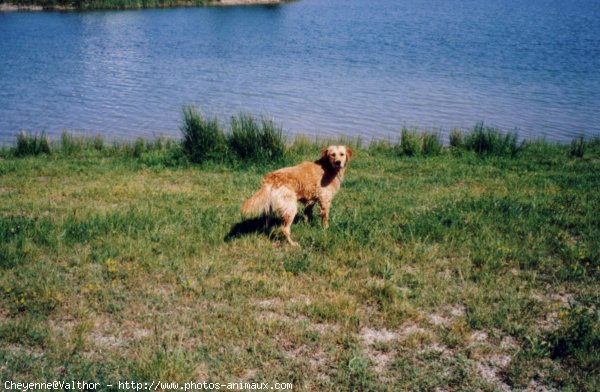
[0,0,291,11]
[1,3,42,10]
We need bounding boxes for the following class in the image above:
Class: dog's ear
[320,147,329,160]
[345,146,353,161]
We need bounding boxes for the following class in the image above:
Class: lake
[1,0,599,145]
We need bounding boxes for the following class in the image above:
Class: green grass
[0,125,599,391]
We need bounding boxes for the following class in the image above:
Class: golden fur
[242,145,352,246]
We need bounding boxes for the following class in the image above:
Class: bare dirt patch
[476,361,512,392]
[360,327,399,346]
[426,304,465,327]
[358,327,400,373]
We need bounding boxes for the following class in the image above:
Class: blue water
[1,0,599,145]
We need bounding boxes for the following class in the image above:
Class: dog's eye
[331,153,336,157]
[340,153,345,156]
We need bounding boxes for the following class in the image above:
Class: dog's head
[321,145,353,170]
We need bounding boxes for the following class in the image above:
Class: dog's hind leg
[273,187,300,247]
[281,213,299,247]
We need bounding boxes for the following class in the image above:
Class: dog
[241,145,352,247]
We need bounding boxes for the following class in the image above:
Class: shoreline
[0,0,291,12]
[0,3,43,11]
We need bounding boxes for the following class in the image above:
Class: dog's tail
[241,185,272,217]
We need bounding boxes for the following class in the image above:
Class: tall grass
[59,131,106,155]
[229,114,285,163]
[180,106,287,165]
[6,115,596,167]
[399,128,420,156]
[449,128,464,149]
[396,128,442,157]
[420,131,442,156]
[462,122,521,157]
[181,106,228,164]
[14,131,51,157]
[570,136,586,158]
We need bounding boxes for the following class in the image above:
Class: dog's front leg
[303,200,316,222]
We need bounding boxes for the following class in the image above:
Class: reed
[399,127,421,156]
[462,122,521,157]
[570,136,586,158]
[449,128,464,149]
[420,131,442,156]
[14,131,51,157]
[59,131,87,155]
[6,120,599,166]
[229,113,286,164]
[180,106,229,164]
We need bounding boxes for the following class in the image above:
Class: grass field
[0,125,599,391]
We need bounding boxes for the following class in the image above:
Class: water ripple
[1,0,599,145]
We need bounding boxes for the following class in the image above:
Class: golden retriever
[241,145,352,247]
